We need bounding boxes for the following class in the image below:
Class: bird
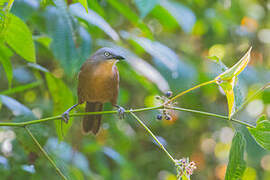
[61,47,125,135]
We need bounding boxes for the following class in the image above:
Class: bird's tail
[82,102,103,135]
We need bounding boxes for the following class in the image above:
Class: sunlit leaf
[78,0,88,12]
[0,43,13,88]
[216,47,252,81]
[70,3,119,41]
[34,36,52,49]
[215,47,252,118]
[249,115,270,151]
[218,78,236,117]
[97,39,169,93]
[4,13,36,62]
[134,0,159,18]
[225,131,246,180]
[107,0,153,39]
[45,74,74,140]
[159,0,196,33]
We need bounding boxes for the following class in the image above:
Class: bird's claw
[116,106,125,119]
[61,111,70,124]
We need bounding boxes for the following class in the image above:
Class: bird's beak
[113,55,125,60]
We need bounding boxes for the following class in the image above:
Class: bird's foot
[61,111,70,124]
[115,105,125,119]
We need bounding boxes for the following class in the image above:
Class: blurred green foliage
[0,0,270,179]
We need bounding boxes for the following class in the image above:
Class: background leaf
[107,0,153,39]
[70,3,119,41]
[134,0,159,18]
[5,13,36,62]
[159,0,196,33]
[225,131,246,180]
[45,73,74,140]
[249,115,270,151]
[0,43,13,88]
[78,0,88,12]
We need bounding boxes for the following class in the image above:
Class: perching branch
[0,105,255,128]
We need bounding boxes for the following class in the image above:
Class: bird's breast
[78,60,119,103]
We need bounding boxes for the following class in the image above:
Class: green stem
[169,107,255,128]
[25,127,67,180]
[129,111,175,164]
[0,105,255,128]
[166,79,216,104]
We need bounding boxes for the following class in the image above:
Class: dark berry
[165,91,173,98]
[165,115,172,121]
[156,114,163,120]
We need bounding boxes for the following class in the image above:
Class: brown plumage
[78,59,120,134]
[61,47,124,135]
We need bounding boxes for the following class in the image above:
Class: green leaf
[215,47,252,118]
[0,81,41,95]
[107,0,153,39]
[45,73,74,140]
[225,131,246,180]
[249,115,270,151]
[0,43,13,88]
[5,13,36,62]
[159,0,196,33]
[70,3,119,41]
[216,47,252,81]
[134,0,159,18]
[78,0,88,12]
[34,35,52,49]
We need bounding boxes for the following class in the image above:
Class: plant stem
[25,127,67,180]
[0,105,255,128]
[129,111,175,164]
[169,107,255,128]
[166,79,216,104]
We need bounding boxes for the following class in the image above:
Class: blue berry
[165,115,172,121]
[156,114,163,120]
[165,91,173,98]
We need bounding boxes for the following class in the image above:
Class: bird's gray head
[91,47,125,61]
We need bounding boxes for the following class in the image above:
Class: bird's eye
[104,51,110,57]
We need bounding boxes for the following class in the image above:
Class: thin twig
[129,111,175,164]
[169,107,255,128]
[25,127,67,180]
[166,79,216,104]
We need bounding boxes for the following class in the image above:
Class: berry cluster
[175,158,196,178]
[155,91,176,121]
